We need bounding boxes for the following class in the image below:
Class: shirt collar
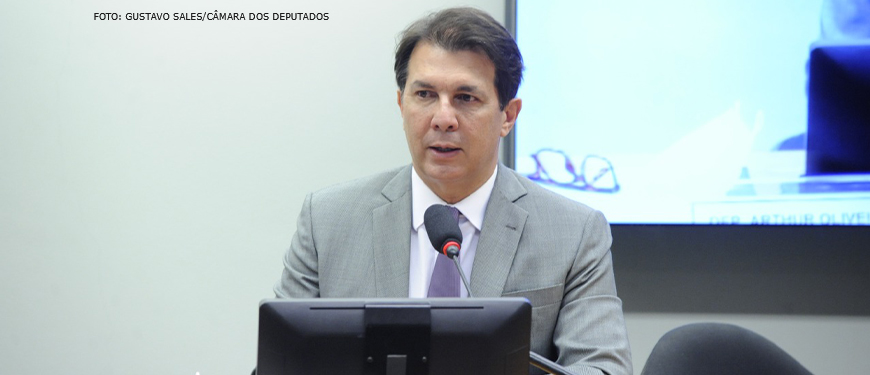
[411,166,498,232]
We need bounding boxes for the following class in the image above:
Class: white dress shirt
[408,166,498,298]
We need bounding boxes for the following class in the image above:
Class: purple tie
[427,206,461,297]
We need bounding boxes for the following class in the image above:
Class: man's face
[398,42,521,203]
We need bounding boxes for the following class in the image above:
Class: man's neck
[415,168,499,204]
[421,177,485,204]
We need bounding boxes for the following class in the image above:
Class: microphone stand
[452,258,576,375]
[452,257,473,298]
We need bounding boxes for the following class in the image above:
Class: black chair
[641,322,813,375]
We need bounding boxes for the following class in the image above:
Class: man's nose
[431,99,459,131]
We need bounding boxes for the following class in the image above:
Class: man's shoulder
[500,167,599,218]
[307,165,410,209]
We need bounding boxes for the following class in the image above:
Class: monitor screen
[256,298,532,375]
[511,0,870,225]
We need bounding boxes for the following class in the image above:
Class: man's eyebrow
[408,81,435,90]
[407,81,482,94]
[456,85,481,93]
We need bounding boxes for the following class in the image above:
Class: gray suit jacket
[274,164,632,375]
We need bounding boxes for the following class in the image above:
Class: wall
[1,1,867,374]
[1,1,499,373]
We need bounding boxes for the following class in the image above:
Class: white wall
[0,1,501,374]
[1,1,868,374]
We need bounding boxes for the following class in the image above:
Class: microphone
[424,204,463,258]
[423,204,472,297]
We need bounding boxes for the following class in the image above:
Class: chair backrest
[640,322,813,375]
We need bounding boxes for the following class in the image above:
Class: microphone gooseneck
[423,205,574,374]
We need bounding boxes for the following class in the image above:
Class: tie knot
[447,206,461,222]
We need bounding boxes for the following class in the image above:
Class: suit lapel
[471,165,529,297]
[371,166,413,297]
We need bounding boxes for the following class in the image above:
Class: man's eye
[456,94,476,102]
[416,91,434,99]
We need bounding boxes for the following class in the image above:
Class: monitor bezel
[256,298,533,375]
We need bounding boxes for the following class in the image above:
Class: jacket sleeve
[554,209,633,375]
[274,193,320,298]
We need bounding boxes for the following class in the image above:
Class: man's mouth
[431,146,460,152]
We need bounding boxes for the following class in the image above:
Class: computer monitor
[256,298,532,375]
[508,0,870,226]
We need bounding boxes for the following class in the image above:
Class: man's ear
[396,89,403,112]
[500,98,522,137]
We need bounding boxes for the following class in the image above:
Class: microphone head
[424,204,463,258]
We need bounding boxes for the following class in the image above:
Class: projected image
[514,0,870,225]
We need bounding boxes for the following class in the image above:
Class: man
[274,7,632,375]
